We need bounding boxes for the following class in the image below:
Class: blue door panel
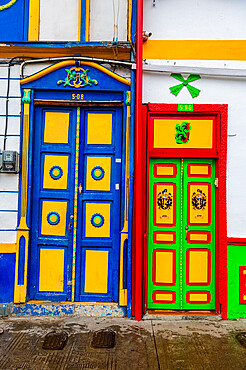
[29,107,76,301]
[29,105,122,303]
[75,108,122,302]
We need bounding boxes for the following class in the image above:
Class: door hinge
[78,183,82,194]
[214,178,219,188]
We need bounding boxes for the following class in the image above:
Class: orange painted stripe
[143,40,246,60]
[0,243,17,253]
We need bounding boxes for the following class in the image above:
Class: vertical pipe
[134,0,143,321]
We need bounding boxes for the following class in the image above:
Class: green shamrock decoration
[170,73,201,98]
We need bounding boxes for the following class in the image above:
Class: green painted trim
[182,159,216,310]
[147,158,216,310]
[147,158,181,309]
[227,244,246,319]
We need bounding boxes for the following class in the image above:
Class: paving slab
[0,316,245,369]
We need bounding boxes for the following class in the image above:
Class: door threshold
[143,310,222,321]
[1,301,126,317]
[147,310,218,316]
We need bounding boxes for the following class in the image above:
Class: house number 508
[72,93,84,100]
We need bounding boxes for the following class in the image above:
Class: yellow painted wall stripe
[21,60,131,86]
[85,0,90,41]
[14,93,31,303]
[128,0,132,42]
[143,40,246,61]
[78,0,82,41]
[0,244,17,253]
[28,0,40,41]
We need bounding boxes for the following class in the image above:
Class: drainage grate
[236,332,246,348]
[91,330,115,349]
[42,331,68,350]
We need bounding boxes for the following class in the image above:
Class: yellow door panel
[154,183,176,226]
[187,249,210,285]
[188,184,210,225]
[43,155,69,190]
[87,113,112,144]
[44,112,70,143]
[39,249,64,292]
[41,201,67,236]
[86,156,111,191]
[85,202,111,238]
[153,249,175,285]
[84,250,109,293]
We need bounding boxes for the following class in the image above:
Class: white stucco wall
[143,59,246,238]
[39,0,79,41]
[38,0,128,42]
[90,0,128,41]
[0,64,20,243]
[144,0,246,40]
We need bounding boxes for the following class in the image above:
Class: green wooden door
[147,158,215,310]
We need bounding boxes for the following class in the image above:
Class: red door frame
[133,103,228,319]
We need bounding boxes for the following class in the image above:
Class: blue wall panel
[0,0,25,42]
[0,253,15,303]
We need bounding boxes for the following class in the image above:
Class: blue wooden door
[29,106,122,303]
[75,108,122,302]
[29,106,76,301]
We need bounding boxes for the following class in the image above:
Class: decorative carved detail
[57,67,98,88]
[170,73,201,98]
[175,122,191,144]
[0,0,18,12]
[22,90,31,104]
[91,213,104,228]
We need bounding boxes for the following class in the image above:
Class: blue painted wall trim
[0,253,16,303]
[17,236,25,285]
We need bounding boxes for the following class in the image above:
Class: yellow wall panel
[44,112,70,143]
[41,201,67,236]
[87,113,112,144]
[188,250,209,284]
[153,119,213,149]
[86,156,111,191]
[85,203,111,238]
[39,249,64,292]
[43,155,69,190]
[155,250,174,285]
[84,250,108,293]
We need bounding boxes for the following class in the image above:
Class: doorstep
[143,310,222,321]
[0,301,127,317]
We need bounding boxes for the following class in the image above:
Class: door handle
[68,222,72,232]
[185,225,189,240]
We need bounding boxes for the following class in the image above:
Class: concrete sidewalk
[0,315,245,369]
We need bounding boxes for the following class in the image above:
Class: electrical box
[0,151,19,173]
